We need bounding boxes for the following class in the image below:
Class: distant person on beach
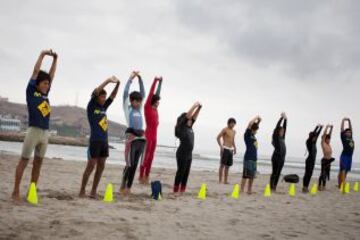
[216,118,237,184]
[120,71,146,195]
[241,116,261,194]
[338,118,355,188]
[139,76,163,185]
[318,124,334,191]
[173,102,202,193]
[302,124,323,193]
[79,76,120,198]
[270,112,287,191]
[12,49,58,201]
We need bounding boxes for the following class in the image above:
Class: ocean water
[1,141,359,179]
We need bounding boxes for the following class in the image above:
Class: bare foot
[79,190,86,198]
[144,177,150,185]
[11,191,21,202]
[89,191,99,200]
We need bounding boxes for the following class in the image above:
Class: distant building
[0,116,21,132]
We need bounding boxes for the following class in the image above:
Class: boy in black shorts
[217,118,237,184]
[79,76,120,199]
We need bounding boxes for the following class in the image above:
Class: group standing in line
[11,50,356,201]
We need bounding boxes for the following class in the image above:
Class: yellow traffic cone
[353,182,359,193]
[264,184,271,197]
[198,183,207,200]
[288,183,296,197]
[103,183,114,202]
[231,184,240,199]
[310,183,318,196]
[344,182,350,194]
[27,182,38,205]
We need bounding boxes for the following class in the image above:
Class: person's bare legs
[12,157,29,201]
[79,158,96,197]
[247,178,254,194]
[30,156,43,185]
[224,166,229,184]
[90,158,106,199]
[219,165,224,183]
[240,178,247,192]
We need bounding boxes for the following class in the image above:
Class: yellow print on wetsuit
[98,116,108,132]
[37,100,51,117]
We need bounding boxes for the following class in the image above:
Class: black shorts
[221,149,234,167]
[88,141,109,159]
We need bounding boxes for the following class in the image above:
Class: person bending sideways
[173,102,202,194]
[12,49,58,201]
[302,124,323,193]
[139,76,163,184]
[318,124,334,191]
[120,71,146,195]
[216,118,237,184]
[79,76,120,198]
[241,116,261,194]
[338,118,355,188]
[270,112,287,191]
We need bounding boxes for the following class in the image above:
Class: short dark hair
[99,89,107,96]
[344,128,352,133]
[130,91,143,102]
[151,94,161,106]
[251,123,259,131]
[325,134,331,140]
[227,118,236,125]
[36,70,51,85]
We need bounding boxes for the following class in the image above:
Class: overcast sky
[0,0,359,160]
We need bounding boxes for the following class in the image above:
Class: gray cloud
[175,0,360,81]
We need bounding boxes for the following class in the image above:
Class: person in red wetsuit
[139,76,163,184]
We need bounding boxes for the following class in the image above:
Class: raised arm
[109,77,120,100]
[192,104,202,121]
[145,77,160,107]
[123,72,138,107]
[315,125,323,141]
[322,125,330,141]
[48,50,58,84]
[248,116,261,129]
[138,74,145,99]
[341,118,347,132]
[155,77,163,96]
[186,102,199,119]
[31,50,47,80]
[94,76,117,96]
[348,118,353,131]
[329,125,333,137]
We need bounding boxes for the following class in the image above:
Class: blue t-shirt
[26,79,51,130]
[341,132,354,157]
[87,92,113,142]
[244,129,258,161]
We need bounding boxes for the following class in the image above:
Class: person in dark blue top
[302,124,323,193]
[338,117,355,189]
[240,115,262,194]
[12,49,58,201]
[79,76,120,199]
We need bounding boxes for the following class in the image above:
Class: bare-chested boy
[217,118,237,184]
[318,124,335,191]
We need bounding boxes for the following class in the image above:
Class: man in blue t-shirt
[79,76,120,199]
[338,117,355,189]
[241,115,262,194]
[12,49,58,201]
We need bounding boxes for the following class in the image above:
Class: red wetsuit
[140,78,162,178]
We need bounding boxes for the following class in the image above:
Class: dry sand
[1,152,360,240]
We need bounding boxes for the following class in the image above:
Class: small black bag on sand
[151,181,162,200]
[283,174,299,183]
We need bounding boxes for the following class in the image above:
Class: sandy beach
[1,152,360,240]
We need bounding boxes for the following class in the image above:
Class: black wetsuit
[303,126,322,189]
[174,116,195,192]
[270,117,287,190]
